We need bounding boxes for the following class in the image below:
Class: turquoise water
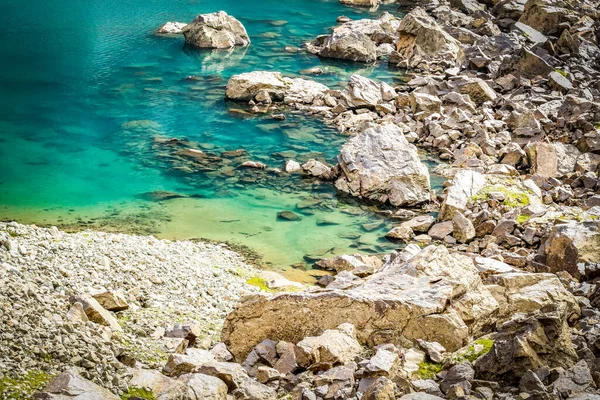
[0,0,437,280]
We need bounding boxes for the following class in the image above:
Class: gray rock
[182,11,250,49]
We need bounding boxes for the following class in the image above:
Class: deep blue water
[0,0,438,279]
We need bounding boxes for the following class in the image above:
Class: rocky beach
[1,0,600,399]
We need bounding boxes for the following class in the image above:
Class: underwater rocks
[335,124,431,207]
[225,71,328,104]
[182,11,250,49]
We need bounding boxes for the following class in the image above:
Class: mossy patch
[452,338,494,363]
[0,370,52,399]
[555,69,568,77]
[472,184,531,208]
[516,214,531,224]
[246,276,271,292]
[416,360,443,379]
[121,387,156,400]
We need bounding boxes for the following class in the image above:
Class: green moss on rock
[121,387,156,400]
[0,370,52,399]
[416,360,443,379]
[246,276,271,292]
[472,184,531,208]
[452,338,494,363]
[516,214,531,225]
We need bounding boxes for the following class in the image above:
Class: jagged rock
[544,222,600,281]
[296,323,363,367]
[340,74,396,109]
[513,22,547,45]
[438,170,486,221]
[475,307,578,384]
[518,0,574,35]
[457,78,497,106]
[284,160,302,173]
[410,92,442,115]
[92,290,129,311]
[315,254,383,277]
[179,373,228,400]
[128,368,187,400]
[365,346,401,377]
[548,70,573,93]
[440,362,474,394]
[65,302,89,324]
[335,124,431,206]
[403,215,436,233]
[525,142,558,178]
[222,245,499,360]
[362,376,397,400]
[452,212,475,243]
[302,159,335,180]
[417,340,446,363]
[554,143,581,175]
[449,0,484,14]
[395,7,464,71]
[157,22,187,35]
[386,226,414,242]
[163,348,216,377]
[230,379,277,400]
[34,368,120,399]
[226,71,328,103]
[182,11,250,48]
[307,14,400,63]
[69,294,121,331]
[492,0,527,20]
[400,393,445,400]
[313,362,356,398]
[513,49,554,78]
[428,221,454,240]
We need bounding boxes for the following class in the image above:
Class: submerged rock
[182,11,250,49]
[335,124,431,207]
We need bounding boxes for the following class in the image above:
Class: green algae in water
[0,370,52,399]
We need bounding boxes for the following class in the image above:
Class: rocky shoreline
[3,0,600,399]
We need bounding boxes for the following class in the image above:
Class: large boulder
[225,71,328,103]
[222,245,499,360]
[35,369,120,399]
[395,7,464,71]
[340,74,397,109]
[544,222,600,281]
[182,11,250,49]
[307,13,401,63]
[335,124,431,206]
[475,308,578,384]
[518,0,574,36]
[438,170,486,221]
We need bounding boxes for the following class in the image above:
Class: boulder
[518,0,573,35]
[302,159,335,180]
[128,368,187,400]
[456,78,497,106]
[395,7,464,70]
[307,14,400,63]
[222,245,499,360]
[69,295,121,331]
[410,92,442,115]
[179,373,228,400]
[525,142,558,178]
[438,170,486,221]
[475,308,578,384]
[340,74,397,109]
[513,49,554,78]
[35,369,120,399]
[452,212,475,243]
[156,22,187,35]
[296,323,363,367]
[226,71,328,103]
[316,254,383,277]
[92,290,129,311]
[544,222,600,281]
[335,124,431,206]
[182,11,250,49]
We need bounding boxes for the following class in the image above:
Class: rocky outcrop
[225,71,328,104]
[307,13,401,63]
[335,124,431,206]
[182,11,250,49]
[223,245,499,360]
[394,7,464,71]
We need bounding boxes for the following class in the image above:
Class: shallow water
[0,0,440,281]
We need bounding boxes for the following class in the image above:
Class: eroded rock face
[395,7,464,71]
[335,124,431,206]
[182,11,250,49]
[222,245,498,360]
[545,222,600,281]
[225,71,328,103]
